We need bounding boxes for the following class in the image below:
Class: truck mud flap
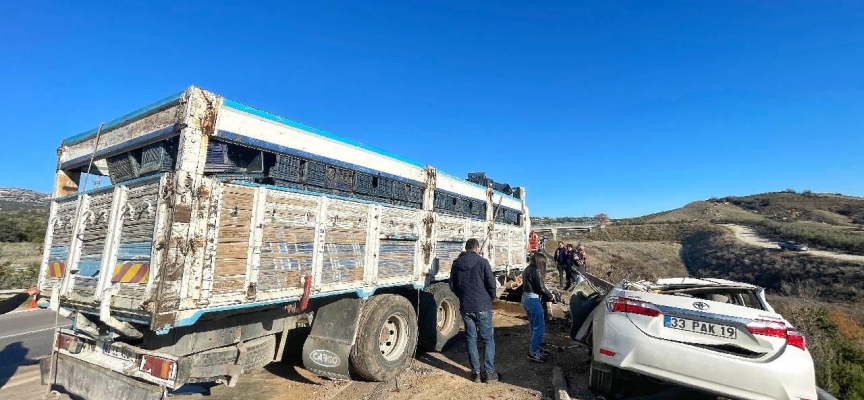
[40,354,164,400]
[302,298,364,380]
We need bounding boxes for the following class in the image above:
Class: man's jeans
[521,294,545,353]
[461,310,495,375]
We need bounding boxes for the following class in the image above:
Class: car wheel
[588,360,618,394]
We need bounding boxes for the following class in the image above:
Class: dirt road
[187,300,597,400]
[721,224,864,263]
[9,300,597,400]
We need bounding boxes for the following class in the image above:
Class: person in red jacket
[0,286,39,315]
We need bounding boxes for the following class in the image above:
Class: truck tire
[419,283,462,351]
[350,294,418,381]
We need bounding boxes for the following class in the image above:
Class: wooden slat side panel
[434,241,463,277]
[45,199,79,284]
[467,221,487,244]
[121,182,160,242]
[214,185,255,278]
[320,199,368,285]
[492,224,509,268]
[212,277,246,295]
[379,208,419,239]
[112,181,161,295]
[509,225,526,266]
[258,190,319,291]
[435,216,465,242]
[74,191,113,292]
[377,206,419,280]
[378,240,416,280]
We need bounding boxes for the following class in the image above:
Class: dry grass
[544,239,688,284]
[0,242,42,268]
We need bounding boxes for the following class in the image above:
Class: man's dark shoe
[527,351,547,363]
[486,372,499,383]
[471,372,482,383]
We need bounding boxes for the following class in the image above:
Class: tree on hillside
[594,213,610,229]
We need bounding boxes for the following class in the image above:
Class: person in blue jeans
[521,252,555,362]
[449,238,498,383]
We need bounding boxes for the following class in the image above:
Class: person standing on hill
[449,238,498,383]
[553,241,569,286]
[521,252,555,362]
[574,244,588,275]
[0,286,39,315]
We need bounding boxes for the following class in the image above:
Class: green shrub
[0,210,48,243]
[772,294,864,399]
[0,261,39,290]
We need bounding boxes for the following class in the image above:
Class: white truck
[37,87,529,399]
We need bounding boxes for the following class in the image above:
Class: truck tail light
[55,333,78,352]
[140,355,176,381]
[607,297,661,317]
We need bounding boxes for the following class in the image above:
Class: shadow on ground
[0,342,38,389]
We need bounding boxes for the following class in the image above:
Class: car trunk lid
[614,288,790,358]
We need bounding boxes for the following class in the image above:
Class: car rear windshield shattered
[656,287,767,310]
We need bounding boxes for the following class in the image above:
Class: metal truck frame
[37,87,529,399]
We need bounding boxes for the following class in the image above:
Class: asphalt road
[0,309,71,396]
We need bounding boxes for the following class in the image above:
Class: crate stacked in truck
[107,138,177,184]
[201,140,427,209]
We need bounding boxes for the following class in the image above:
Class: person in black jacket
[553,241,567,286]
[0,286,39,315]
[521,253,554,362]
[449,238,498,383]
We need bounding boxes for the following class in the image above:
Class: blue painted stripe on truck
[215,130,425,187]
[117,241,152,261]
[62,90,185,146]
[61,124,181,169]
[222,99,426,169]
[162,282,426,333]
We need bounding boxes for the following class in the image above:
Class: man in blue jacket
[449,238,498,383]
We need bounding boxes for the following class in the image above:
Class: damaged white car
[570,277,818,400]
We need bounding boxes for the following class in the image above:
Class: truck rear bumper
[41,354,164,400]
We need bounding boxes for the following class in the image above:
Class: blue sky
[1,1,861,217]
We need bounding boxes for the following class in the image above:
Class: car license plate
[664,316,737,339]
[100,343,135,361]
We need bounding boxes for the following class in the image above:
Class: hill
[545,192,864,399]
[591,191,864,256]
[0,188,50,211]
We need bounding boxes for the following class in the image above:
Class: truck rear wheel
[419,283,462,351]
[350,294,418,381]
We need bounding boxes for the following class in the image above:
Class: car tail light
[786,328,807,350]
[607,297,661,317]
[140,355,176,381]
[746,320,807,350]
[746,319,787,338]
[599,348,616,357]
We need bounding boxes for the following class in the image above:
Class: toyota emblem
[693,301,710,310]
